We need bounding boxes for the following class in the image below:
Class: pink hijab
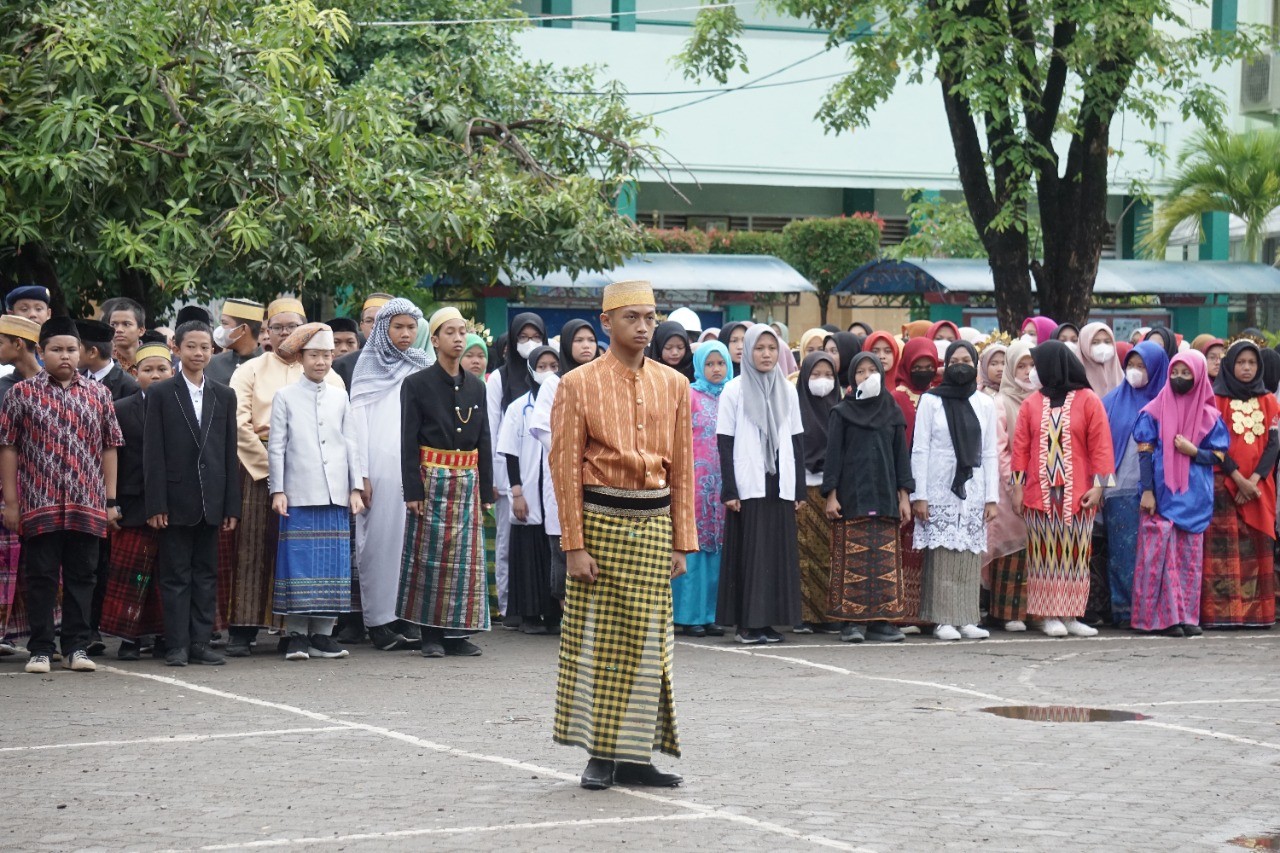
[1140,351,1219,493]
[1021,316,1058,344]
[1079,322,1124,397]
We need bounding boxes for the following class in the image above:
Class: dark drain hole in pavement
[980,705,1150,723]
[1230,829,1280,849]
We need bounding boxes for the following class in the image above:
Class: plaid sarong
[99,527,164,641]
[215,524,236,634]
[554,504,680,762]
[0,521,22,638]
[229,469,285,630]
[396,447,489,631]
[273,504,352,615]
[988,549,1029,621]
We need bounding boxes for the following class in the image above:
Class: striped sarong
[397,447,489,631]
[229,468,285,630]
[273,504,353,615]
[554,489,679,762]
[1025,490,1096,618]
[99,526,164,641]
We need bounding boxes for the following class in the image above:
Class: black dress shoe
[1182,624,1203,637]
[682,625,706,638]
[1162,625,1186,637]
[614,762,682,787]
[165,648,189,667]
[86,633,107,657]
[189,643,226,665]
[702,624,725,636]
[580,758,615,790]
[117,641,141,661]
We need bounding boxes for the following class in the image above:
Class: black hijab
[648,320,694,381]
[1033,339,1090,408]
[797,352,840,474]
[834,352,905,430]
[832,332,862,389]
[524,344,558,401]
[499,313,546,408]
[1053,322,1080,342]
[558,319,596,376]
[489,332,508,373]
[1262,348,1280,395]
[847,321,874,337]
[1213,340,1268,401]
[719,321,750,371]
[821,323,841,334]
[928,340,981,499]
[1144,325,1178,361]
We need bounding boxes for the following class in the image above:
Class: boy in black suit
[143,321,241,666]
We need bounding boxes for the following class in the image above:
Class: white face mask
[532,369,553,386]
[1016,368,1042,392]
[1126,367,1148,388]
[808,377,836,398]
[516,339,540,360]
[1091,343,1115,364]
[855,372,882,400]
[213,324,244,349]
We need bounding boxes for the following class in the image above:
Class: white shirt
[909,391,1000,554]
[90,362,114,383]
[183,372,205,426]
[497,391,552,527]
[715,376,805,502]
[527,373,561,536]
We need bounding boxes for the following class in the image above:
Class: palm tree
[1143,127,1280,265]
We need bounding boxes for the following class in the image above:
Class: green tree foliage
[679,0,1261,330]
[706,229,785,256]
[0,0,656,318]
[890,190,1042,261]
[780,214,881,323]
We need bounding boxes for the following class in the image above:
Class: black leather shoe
[1162,625,1186,637]
[165,648,189,667]
[614,762,682,788]
[682,625,706,638]
[580,758,615,790]
[117,641,141,661]
[702,624,725,637]
[1182,624,1203,637]
[189,643,226,665]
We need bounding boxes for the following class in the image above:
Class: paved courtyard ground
[3,628,1280,851]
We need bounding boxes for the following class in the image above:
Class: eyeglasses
[516,333,543,343]
[269,323,301,334]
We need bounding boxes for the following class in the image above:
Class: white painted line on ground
[166,813,714,851]
[679,631,1280,651]
[1119,698,1280,707]
[1129,719,1280,752]
[684,644,1012,702]
[0,726,349,754]
[101,666,876,853]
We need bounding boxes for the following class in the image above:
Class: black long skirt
[509,523,556,622]
[717,473,802,630]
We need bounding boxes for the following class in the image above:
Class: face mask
[854,372,881,400]
[1016,368,1042,392]
[532,369,553,386]
[808,377,836,398]
[944,363,977,387]
[213,325,243,349]
[1091,343,1115,364]
[516,339,540,360]
[909,368,936,392]
[1170,376,1194,395]
[1126,367,1147,388]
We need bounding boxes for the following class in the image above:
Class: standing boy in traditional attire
[207,298,265,387]
[0,315,41,654]
[100,338,173,659]
[0,317,124,674]
[144,321,240,666]
[550,280,695,791]
[268,323,364,660]
[398,307,493,658]
[226,298,343,656]
[334,293,394,390]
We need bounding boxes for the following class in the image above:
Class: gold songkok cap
[0,315,40,344]
[222,298,265,323]
[602,280,655,312]
[135,342,173,364]
[429,307,465,337]
[363,293,394,312]
[267,298,306,321]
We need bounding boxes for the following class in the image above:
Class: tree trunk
[818,289,829,325]
[118,267,159,326]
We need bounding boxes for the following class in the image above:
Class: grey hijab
[741,323,791,475]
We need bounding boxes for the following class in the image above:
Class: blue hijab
[691,341,733,397]
[1102,340,1169,466]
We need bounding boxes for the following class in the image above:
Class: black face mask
[945,363,977,386]
[909,368,936,392]
[1170,376,1194,395]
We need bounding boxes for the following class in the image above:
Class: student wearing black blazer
[143,321,241,666]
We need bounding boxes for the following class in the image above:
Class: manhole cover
[980,705,1150,722]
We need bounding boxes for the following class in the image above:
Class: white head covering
[741,324,791,475]
[668,307,702,334]
[349,298,430,409]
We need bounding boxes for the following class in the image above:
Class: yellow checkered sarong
[553,508,679,762]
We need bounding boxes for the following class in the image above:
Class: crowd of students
[0,286,1275,675]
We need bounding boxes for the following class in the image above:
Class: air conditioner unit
[1240,52,1280,114]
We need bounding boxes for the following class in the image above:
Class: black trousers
[91,535,111,635]
[24,530,100,656]
[159,523,219,651]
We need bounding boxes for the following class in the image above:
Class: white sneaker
[1064,619,1098,637]
[960,624,990,639]
[62,650,96,672]
[24,654,50,674]
[900,625,921,635]
[1004,620,1027,632]
[1041,618,1068,638]
[934,624,961,641]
